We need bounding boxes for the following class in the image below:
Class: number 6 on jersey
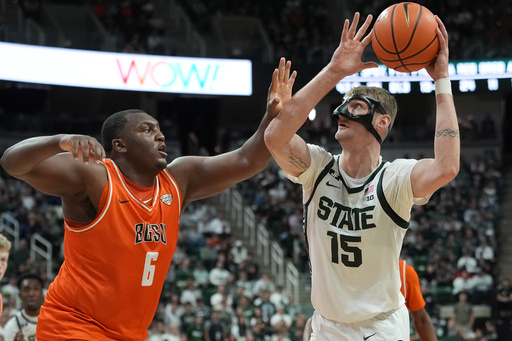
[142,252,159,286]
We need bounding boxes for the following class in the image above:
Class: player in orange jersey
[399,259,437,341]
[0,57,296,340]
[303,259,437,341]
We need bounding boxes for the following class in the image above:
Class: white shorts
[310,305,410,341]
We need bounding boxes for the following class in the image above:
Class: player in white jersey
[264,12,459,341]
[3,273,44,341]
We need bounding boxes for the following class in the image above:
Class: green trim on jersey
[376,169,409,229]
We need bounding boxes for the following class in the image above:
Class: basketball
[372,2,440,73]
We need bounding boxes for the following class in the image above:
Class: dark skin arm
[0,134,107,223]
[170,57,296,209]
[410,308,438,341]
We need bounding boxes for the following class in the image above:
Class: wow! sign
[0,42,252,95]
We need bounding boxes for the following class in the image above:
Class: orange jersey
[399,259,426,312]
[36,159,182,341]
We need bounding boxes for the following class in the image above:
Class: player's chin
[157,158,168,168]
[334,129,346,140]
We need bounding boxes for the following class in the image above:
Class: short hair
[0,234,12,252]
[101,109,146,154]
[17,273,44,289]
[344,86,398,133]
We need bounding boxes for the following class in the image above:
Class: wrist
[435,78,452,96]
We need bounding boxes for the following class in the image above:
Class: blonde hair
[0,234,12,252]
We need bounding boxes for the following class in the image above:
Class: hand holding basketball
[372,2,440,73]
[425,16,449,82]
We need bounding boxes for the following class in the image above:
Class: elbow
[446,162,460,181]
[440,163,459,185]
[0,150,14,176]
[264,124,280,151]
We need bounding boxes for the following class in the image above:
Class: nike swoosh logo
[119,199,129,204]
[363,333,377,340]
[326,181,340,188]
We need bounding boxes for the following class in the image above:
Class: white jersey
[285,144,429,323]
[3,309,38,341]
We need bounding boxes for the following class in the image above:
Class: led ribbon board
[336,60,512,95]
[0,42,252,96]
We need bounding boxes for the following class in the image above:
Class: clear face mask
[332,94,388,145]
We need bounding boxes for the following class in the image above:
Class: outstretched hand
[266,57,297,118]
[425,16,449,81]
[59,134,106,165]
[328,12,379,77]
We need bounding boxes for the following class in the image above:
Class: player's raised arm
[411,16,460,198]
[264,12,378,178]
[169,58,296,207]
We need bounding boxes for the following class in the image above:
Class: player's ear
[112,138,127,153]
[376,113,391,130]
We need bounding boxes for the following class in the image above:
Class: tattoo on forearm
[435,129,460,138]
[288,151,308,170]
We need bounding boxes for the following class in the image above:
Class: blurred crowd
[9,0,512,62]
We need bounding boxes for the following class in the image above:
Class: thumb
[269,97,281,107]
[361,61,379,70]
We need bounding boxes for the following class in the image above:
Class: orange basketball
[372,2,439,73]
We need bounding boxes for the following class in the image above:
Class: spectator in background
[163,294,184,327]
[448,291,475,339]
[192,262,210,290]
[182,222,206,249]
[209,260,232,287]
[1,277,19,308]
[237,295,255,322]
[239,252,259,281]
[231,311,251,341]
[192,297,211,320]
[452,268,473,297]
[474,320,499,341]
[204,310,224,341]
[457,248,479,274]
[175,257,194,289]
[495,278,512,320]
[254,289,276,327]
[231,240,248,265]
[252,274,275,298]
[179,301,196,334]
[475,237,494,269]
[210,284,233,312]
[6,238,29,279]
[3,273,44,341]
[205,213,231,240]
[180,278,202,307]
[146,319,167,341]
[468,268,493,305]
[269,305,293,333]
[270,285,289,309]
[185,315,205,341]
[235,270,254,300]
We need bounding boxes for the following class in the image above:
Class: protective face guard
[332,94,387,145]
